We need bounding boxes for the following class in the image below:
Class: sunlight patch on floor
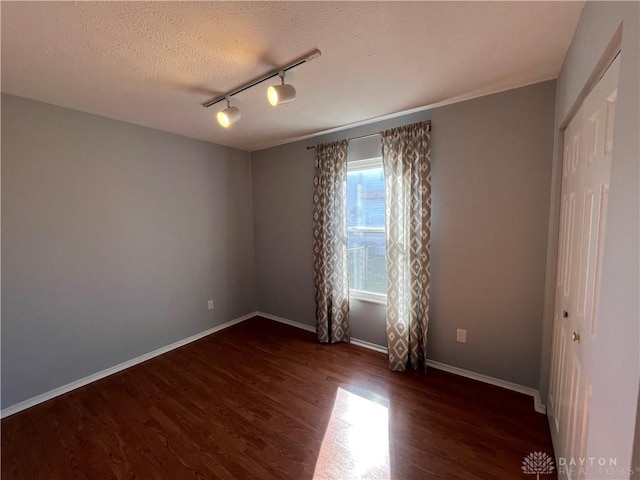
[313,387,390,480]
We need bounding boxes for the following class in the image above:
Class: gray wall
[252,80,556,388]
[1,94,257,408]
[539,1,639,472]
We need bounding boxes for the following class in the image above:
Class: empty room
[1,2,638,479]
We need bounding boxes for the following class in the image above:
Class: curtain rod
[305,120,431,150]
[305,132,378,150]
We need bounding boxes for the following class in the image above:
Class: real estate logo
[522,451,555,479]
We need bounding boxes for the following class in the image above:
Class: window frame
[347,157,387,305]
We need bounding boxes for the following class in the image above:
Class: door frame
[538,24,623,413]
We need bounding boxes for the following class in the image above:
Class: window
[347,158,386,304]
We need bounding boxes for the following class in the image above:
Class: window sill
[349,290,387,305]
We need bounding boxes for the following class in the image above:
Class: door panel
[590,184,609,336]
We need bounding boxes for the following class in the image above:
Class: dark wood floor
[2,316,553,479]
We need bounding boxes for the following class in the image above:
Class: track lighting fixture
[267,71,296,106]
[202,48,321,128]
[216,97,241,128]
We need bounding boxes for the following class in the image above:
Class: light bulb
[217,106,241,128]
[267,84,296,106]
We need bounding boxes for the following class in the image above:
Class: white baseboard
[350,338,389,355]
[425,359,547,414]
[258,311,546,414]
[256,311,388,355]
[2,311,546,418]
[1,312,259,418]
[257,311,316,333]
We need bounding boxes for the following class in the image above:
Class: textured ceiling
[1,1,584,152]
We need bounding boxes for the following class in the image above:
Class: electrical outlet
[208,300,214,310]
[456,329,467,343]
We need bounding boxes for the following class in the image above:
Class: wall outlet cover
[456,329,467,343]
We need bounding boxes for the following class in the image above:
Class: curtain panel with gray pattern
[312,140,350,344]
[381,121,431,371]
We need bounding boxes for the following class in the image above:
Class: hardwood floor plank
[1,316,553,479]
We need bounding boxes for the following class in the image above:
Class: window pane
[348,232,387,295]
[347,164,387,296]
[347,168,385,229]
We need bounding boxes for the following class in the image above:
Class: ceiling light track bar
[202,48,321,109]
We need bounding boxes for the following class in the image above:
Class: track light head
[268,84,296,106]
[217,98,241,128]
[268,71,296,106]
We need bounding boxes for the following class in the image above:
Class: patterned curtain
[381,121,432,371]
[312,140,350,344]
